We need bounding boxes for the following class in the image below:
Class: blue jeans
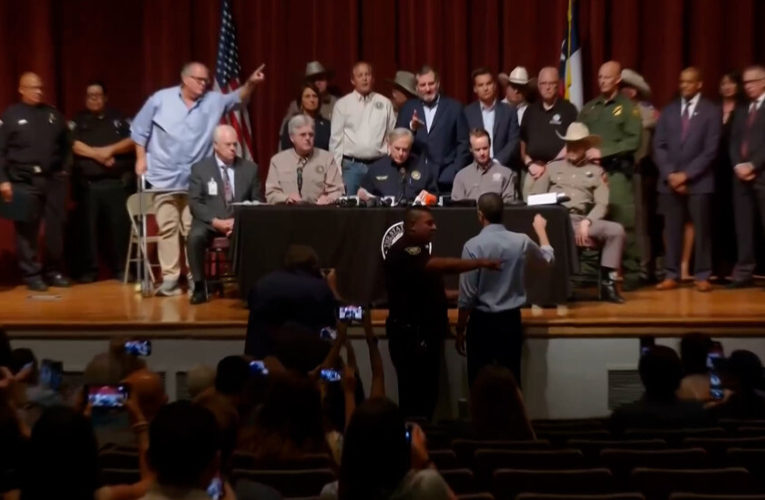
[341,158,369,196]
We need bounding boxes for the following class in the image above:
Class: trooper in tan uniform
[266,114,344,204]
[529,122,626,303]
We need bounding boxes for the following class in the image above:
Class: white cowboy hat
[620,68,651,98]
[499,66,530,86]
[386,70,417,97]
[304,61,332,79]
[556,122,602,146]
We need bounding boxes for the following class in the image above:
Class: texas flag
[559,0,583,109]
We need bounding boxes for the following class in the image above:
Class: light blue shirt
[215,154,235,197]
[459,224,554,311]
[423,95,440,133]
[480,100,496,157]
[131,86,241,189]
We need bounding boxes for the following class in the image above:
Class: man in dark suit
[729,65,765,288]
[396,65,470,192]
[653,67,721,292]
[187,124,261,304]
[463,68,519,169]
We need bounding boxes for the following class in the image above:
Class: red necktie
[740,103,758,159]
[681,103,691,142]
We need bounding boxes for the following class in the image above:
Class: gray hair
[387,127,414,144]
[180,61,207,78]
[213,124,237,143]
[288,114,315,136]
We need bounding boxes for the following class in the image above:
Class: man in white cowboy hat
[386,70,418,115]
[499,66,532,124]
[281,60,337,124]
[621,68,662,284]
[528,122,627,303]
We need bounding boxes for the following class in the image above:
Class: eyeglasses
[187,76,209,84]
[743,77,765,84]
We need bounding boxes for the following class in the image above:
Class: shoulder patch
[405,246,422,256]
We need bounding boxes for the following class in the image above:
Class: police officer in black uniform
[71,81,135,282]
[383,206,500,419]
[0,72,71,291]
[357,128,438,203]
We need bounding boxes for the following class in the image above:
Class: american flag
[214,0,254,160]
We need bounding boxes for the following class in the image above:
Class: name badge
[207,179,218,196]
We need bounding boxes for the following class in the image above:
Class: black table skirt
[233,205,577,306]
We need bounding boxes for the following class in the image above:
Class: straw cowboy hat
[620,68,651,98]
[499,66,530,86]
[304,61,332,79]
[556,122,602,147]
[386,70,417,97]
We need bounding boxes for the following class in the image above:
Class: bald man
[187,124,261,304]
[579,61,643,290]
[0,73,71,291]
[122,369,167,421]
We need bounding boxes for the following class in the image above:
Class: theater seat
[568,439,667,464]
[493,468,615,499]
[429,449,459,469]
[439,468,477,494]
[100,468,140,485]
[682,436,765,463]
[623,428,726,446]
[231,468,335,498]
[599,448,709,486]
[451,439,551,467]
[231,452,334,470]
[629,467,758,500]
[516,494,646,500]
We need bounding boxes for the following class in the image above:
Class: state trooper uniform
[0,102,70,287]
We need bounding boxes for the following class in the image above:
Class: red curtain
[0,0,762,282]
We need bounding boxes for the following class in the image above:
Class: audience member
[610,346,714,434]
[186,364,216,399]
[330,62,396,194]
[123,369,167,421]
[266,114,344,205]
[464,68,519,168]
[280,82,331,151]
[451,128,517,203]
[469,365,535,440]
[712,350,765,419]
[396,65,470,192]
[677,334,715,402]
[457,193,553,385]
[386,71,418,115]
[322,397,454,500]
[83,338,147,386]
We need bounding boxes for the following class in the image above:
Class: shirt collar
[481,223,506,234]
[542,98,558,111]
[353,89,373,102]
[480,100,497,112]
[423,94,440,109]
[683,93,700,108]
[291,148,314,163]
[215,154,233,168]
[752,93,765,109]
[474,160,495,173]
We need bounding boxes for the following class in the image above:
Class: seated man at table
[357,128,438,203]
[266,114,344,205]
[527,122,626,303]
[451,128,517,203]
[187,124,261,305]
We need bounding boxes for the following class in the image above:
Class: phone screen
[320,326,337,341]
[40,359,63,390]
[206,477,223,500]
[249,360,269,376]
[709,372,724,400]
[639,337,655,357]
[320,368,342,383]
[124,340,152,356]
[88,384,129,408]
[706,342,724,370]
[338,305,363,322]
[404,423,413,446]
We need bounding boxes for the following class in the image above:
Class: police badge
[411,170,421,180]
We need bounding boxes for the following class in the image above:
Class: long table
[232,205,577,306]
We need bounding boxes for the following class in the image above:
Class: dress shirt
[459,224,554,311]
[329,90,395,165]
[681,93,701,118]
[423,95,441,132]
[749,92,765,112]
[451,160,517,203]
[215,154,235,197]
[265,148,344,204]
[480,100,497,157]
[131,86,241,190]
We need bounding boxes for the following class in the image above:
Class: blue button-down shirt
[459,224,555,311]
[131,86,241,189]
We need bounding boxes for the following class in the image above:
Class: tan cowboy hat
[621,68,651,98]
[556,122,602,147]
[386,70,417,97]
[499,66,530,86]
[304,61,332,79]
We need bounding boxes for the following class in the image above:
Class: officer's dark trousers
[81,178,130,277]
[732,172,765,281]
[14,175,66,279]
[186,223,218,283]
[466,308,523,388]
[386,318,442,420]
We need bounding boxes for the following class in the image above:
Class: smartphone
[320,368,342,383]
[639,336,655,357]
[124,340,152,356]
[338,305,364,323]
[709,372,724,400]
[706,341,724,370]
[404,423,413,446]
[87,384,129,408]
[249,360,269,376]
[40,359,63,390]
[320,326,337,342]
[206,476,223,500]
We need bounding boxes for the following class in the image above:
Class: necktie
[741,102,758,159]
[221,165,233,205]
[681,102,691,141]
[297,157,307,196]
[398,166,407,200]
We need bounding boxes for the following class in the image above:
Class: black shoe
[78,273,97,284]
[726,279,754,289]
[190,288,207,305]
[599,267,625,304]
[46,272,72,288]
[25,277,48,292]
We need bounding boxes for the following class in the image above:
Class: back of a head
[478,192,504,224]
[339,398,410,500]
[21,406,99,500]
[283,244,320,275]
[122,369,167,420]
[727,350,764,392]
[187,364,216,399]
[215,355,250,396]
[470,365,533,439]
[83,340,147,386]
[639,346,683,401]
[149,401,220,489]
[680,333,712,375]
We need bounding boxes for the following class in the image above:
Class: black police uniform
[360,155,438,201]
[0,102,69,282]
[384,234,449,419]
[71,109,134,280]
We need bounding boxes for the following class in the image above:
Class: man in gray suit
[653,67,721,292]
[187,124,261,304]
[463,67,520,170]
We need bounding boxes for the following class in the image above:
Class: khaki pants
[154,193,191,282]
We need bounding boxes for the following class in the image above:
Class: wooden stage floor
[2,280,765,338]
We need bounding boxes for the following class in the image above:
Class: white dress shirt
[480,100,497,157]
[423,95,440,133]
[681,93,701,118]
[329,90,396,166]
[749,92,765,112]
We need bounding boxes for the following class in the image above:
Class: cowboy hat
[499,66,530,86]
[620,68,651,98]
[556,122,602,146]
[304,61,332,79]
[386,70,417,97]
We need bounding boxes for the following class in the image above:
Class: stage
[2,280,765,338]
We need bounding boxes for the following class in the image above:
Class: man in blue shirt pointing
[131,61,264,296]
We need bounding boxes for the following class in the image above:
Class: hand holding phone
[320,368,342,382]
[87,384,129,408]
[124,340,152,356]
[249,360,269,376]
[338,305,364,323]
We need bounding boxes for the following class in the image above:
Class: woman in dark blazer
[279,82,331,151]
